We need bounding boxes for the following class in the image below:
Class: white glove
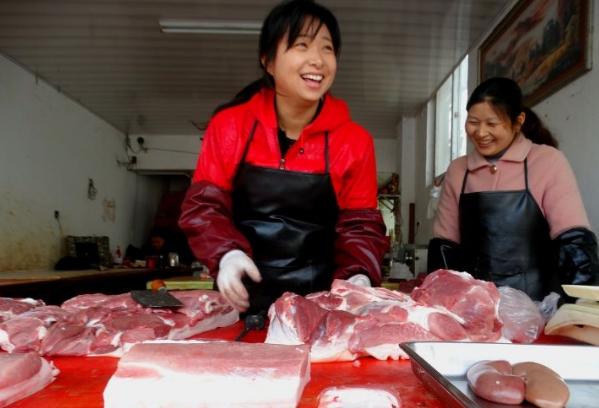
[347,273,371,287]
[217,250,262,311]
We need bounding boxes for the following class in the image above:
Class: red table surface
[8,321,441,408]
[9,322,575,408]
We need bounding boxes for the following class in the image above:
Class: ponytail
[521,107,559,148]
[211,76,271,117]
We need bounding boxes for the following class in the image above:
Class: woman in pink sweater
[428,77,598,300]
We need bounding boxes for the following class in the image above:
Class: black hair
[212,0,341,116]
[466,77,558,148]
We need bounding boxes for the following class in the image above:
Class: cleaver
[131,287,183,308]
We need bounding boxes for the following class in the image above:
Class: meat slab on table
[0,352,58,407]
[0,298,45,323]
[0,290,238,357]
[103,341,310,408]
[266,270,506,362]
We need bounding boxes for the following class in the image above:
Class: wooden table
[0,268,188,304]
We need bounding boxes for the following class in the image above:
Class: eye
[323,44,334,52]
[294,41,308,49]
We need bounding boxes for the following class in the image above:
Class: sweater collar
[467,133,532,170]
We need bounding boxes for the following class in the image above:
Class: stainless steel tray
[400,342,599,408]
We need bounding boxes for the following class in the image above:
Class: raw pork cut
[0,298,44,323]
[0,306,73,353]
[103,341,310,408]
[0,352,58,407]
[317,385,401,408]
[266,270,504,362]
[0,290,238,357]
[411,270,501,341]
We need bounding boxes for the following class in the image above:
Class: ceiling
[0,0,511,139]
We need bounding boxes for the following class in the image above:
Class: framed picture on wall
[479,0,591,106]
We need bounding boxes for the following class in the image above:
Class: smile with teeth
[477,138,493,146]
[301,73,323,82]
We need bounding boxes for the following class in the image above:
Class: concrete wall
[0,54,161,271]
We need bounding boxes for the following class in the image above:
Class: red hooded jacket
[179,87,388,285]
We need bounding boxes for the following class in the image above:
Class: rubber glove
[217,250,262,311]
[347,273,371,287]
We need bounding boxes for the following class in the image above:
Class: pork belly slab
[0,352,58,407]
[104,341,310,408]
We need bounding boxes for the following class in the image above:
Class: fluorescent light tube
[159,19,261,35]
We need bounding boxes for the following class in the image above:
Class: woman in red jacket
[179,0,387,313]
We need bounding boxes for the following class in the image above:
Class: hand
[217,250,262,311]
[347,273,371,287]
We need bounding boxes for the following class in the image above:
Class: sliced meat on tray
[103,341,310,408]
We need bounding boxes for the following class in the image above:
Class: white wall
[374,138,399,175]
[414,104,434,245]
[0,54,159,271]
[399,118,417,244]
[129,134,200,172]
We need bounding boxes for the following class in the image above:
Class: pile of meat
[266,269,540,362]
[104,341,310,408]
[0,352,58,407]
[0,290,237,357]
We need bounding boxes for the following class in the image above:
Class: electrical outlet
[54,210,60,220]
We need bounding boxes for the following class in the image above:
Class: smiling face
[465,101,525,157]
[264,20,337,105]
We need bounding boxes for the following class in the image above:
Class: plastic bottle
[113,245,123,265]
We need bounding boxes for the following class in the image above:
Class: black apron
[232,121,339,314]
[459,159,553,300]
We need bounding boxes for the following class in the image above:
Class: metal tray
[400,342,599,408]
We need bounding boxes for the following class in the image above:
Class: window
[429,55,468,179]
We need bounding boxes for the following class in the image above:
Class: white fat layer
[318,387,400,408]
[0,329,14,353]
[363,344,405,361]
[265,317,303,345]
[104,373,307,408]
[310,342,356,363]
[405,307,434,330]
[20,298,40,306]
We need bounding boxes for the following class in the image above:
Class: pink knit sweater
[433,134,590,243]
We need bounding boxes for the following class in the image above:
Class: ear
[261,57,274,76]
[515,111,526,132]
